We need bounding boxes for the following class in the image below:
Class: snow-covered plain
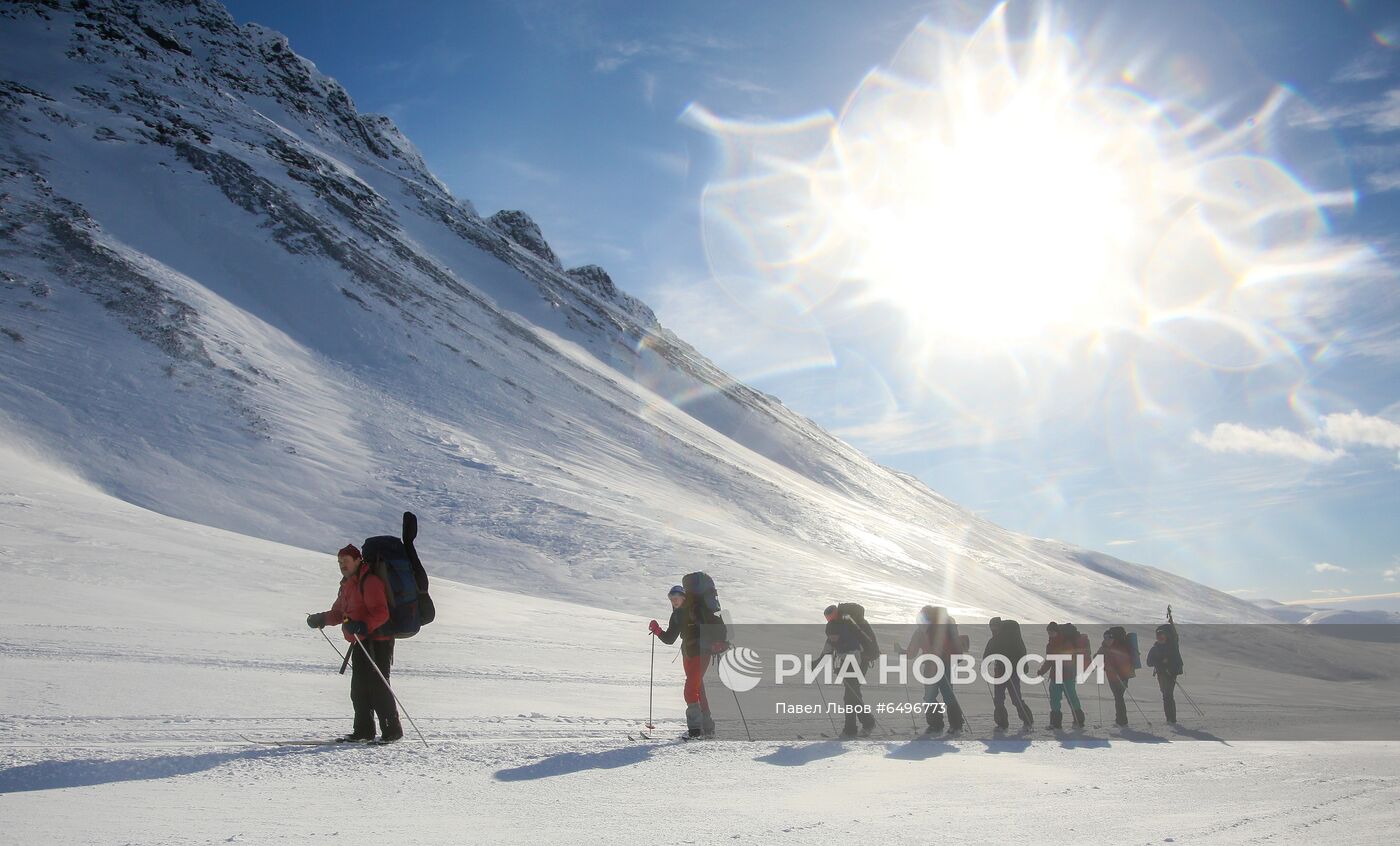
[4,446,1400,845]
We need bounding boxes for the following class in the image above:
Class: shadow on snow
[0,746,322,794]
[494,744,657,781]
[754,741,849,766]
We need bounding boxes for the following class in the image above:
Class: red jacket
[323,563,392,642]
[1097,641,1136,683]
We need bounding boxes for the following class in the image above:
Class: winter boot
[1073,709,1086,728]
[379,714,404,744]
[841,713,859,738]
[926,709,945,734]
[701,711,716,738]
[1049,710,1063,729]
[1018,702,1035,728]
[336,733,375,743]
[993,704,1009,730]
[685,702,704,738]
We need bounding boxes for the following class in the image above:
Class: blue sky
[221,0,1400,609]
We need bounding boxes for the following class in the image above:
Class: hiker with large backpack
[827,603,880,672]
[905,605,966,734]
[822,603,879,738]
[1097,626,1138,727]
[648,572,728,738]
[1038,622,1088,729]
[305,543,402,743]
[1146,621,1184,723]
[984,617,1034,730]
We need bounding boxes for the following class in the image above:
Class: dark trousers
[1108,677,1129,725]
[841,675,875,735]
[993,675,1033,727]
[1157,672,1178,722]
[350,638,400,738]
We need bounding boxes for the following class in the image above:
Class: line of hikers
[648,577,1187,740]
[296,522,1186,745]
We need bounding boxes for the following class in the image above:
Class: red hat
[338,543,361,560]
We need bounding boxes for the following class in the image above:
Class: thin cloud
[1310,588,1354,597]
[1365,171,1400,193]
[492,153,561,186]
[1313,562,1350,574]
[1383,568,1398,582]
[1191,423,1346,464]
[1332,51,1393,84]
[1320,411,1400,461]
[708,75,776,97]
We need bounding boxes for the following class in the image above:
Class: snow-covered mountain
[0,0,1270,623]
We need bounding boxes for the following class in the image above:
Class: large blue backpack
[361,512,434,638]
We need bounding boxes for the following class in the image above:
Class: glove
[345,620,369,637]
[648,620,663,637]
[710,640,728,654]
[403,511,418,544]
[306,612,326,629]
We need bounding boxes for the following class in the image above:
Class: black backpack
[837,602,879,668]
[682,571,727,652]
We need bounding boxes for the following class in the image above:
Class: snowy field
[4,447,1399,845]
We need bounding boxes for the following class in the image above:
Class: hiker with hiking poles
[905,605,967,735]
[648,573,728,739]
[984,617,1035,730]
[306,543,404,744]
[1146,617,1186,724]
[1097,626,1138,727]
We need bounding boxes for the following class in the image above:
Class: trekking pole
[730,688,753,742]
[903,678,918,734]
[646,634,656,731]
[317,626,347,663]
[813,677,840,736]
[313,622,353,675]
[1176,681,1206,718]
[1096,679,1103,727]
[352,634,430,750]
[1124,682,1153,728]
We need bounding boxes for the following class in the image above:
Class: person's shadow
[494,744,659,781]
[885,739,959,760]
[1170,724,1230,745]
[0,746,316,794]
[755,741,849,767]
[979,737,1032,754]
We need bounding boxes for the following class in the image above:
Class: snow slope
[0,0,1273,624]
[3,445,1399,845]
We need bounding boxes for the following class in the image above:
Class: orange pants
[683,654,711,712]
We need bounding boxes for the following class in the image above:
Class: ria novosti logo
[716,649,1107,692]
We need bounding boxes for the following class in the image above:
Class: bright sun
[690,3,1358,355]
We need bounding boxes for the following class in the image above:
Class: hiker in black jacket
[649,585,715,737]
[1145,623,1184,723]
[983,617,1034,730]
[823,604,879,737]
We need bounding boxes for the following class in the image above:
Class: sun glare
[687,3,1366,357]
